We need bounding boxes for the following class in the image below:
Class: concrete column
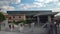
[24,14,26,20]
[5,19,9,28]
[1,19,9,30]
[48,16,51,23]
[37,16,40,27]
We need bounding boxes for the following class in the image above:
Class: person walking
[54,21,57,34]
[50,23,54,34]
[56,20,59,28]
[47,23,50,34]
[12,25,14,29]
[18,23,24,32]
[31,22,35,32]
[9,25,13,32]
[9,25,11,29]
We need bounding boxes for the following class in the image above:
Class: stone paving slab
[0,31,23,34]
[0,27,48,34]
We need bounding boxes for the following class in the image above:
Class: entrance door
[40,15,48,23]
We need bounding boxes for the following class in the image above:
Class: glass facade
[7,10,52,14]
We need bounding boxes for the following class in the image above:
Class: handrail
[41,23,48,28]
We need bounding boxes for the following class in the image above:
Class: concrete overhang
[34,12,59,17]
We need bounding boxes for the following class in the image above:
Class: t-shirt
[54,22,56,24]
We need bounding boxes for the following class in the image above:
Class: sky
[0,0,60,12]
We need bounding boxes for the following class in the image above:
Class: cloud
[0,0,19,11]
[0,1,9,7]
[52,8,60,12]
[33,2,46,7]
[19,3,46,10]
[35,0,44,2]
[34,0,60,7]
[2,6,15,11]
[19,4,42,10]
[0,0,21,7]
[11,0,21,4]
[19,0,60,10]
[0,0,60,11]
[19,4,32,10]
[0,0,14,8]
[57,2,60,6]
[34,0,59,3]
[15,0,21,4]
[0,0,12,1]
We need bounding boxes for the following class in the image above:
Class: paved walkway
[0,27,48,34]
[1,20,60,34]
[57,24,60,34]
[0,22,48,34]
[49,24,60,34]
[0,31,22,34]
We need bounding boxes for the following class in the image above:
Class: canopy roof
[34,12,58,17]
[7,10,52,16]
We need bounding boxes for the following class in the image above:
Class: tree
[0,12,6,30]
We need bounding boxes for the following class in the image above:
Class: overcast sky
[0,0,60,11]
[0,0,60,16]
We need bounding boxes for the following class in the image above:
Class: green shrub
[8,19,32,25]
[0,12,6,22]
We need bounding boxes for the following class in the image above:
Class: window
[9,17,11,19]
[19,16,21,18]
[13,16,15,18]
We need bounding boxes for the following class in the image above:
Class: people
[9,25,11,29]
[47,18,54,34]
[56,20,59,28]
[18,23,24,32]
[9,24,14,32]
[12,25,14,29]
[54,21,57,34]
[50,22,54,34]
[31,22,35,32]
